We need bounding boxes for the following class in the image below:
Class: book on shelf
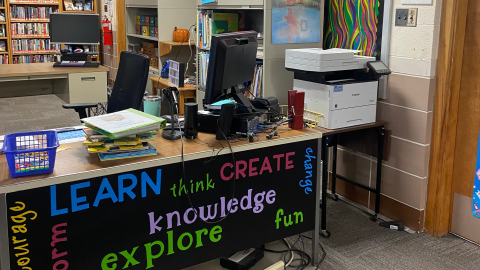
[198,51,210,88]
[63,0,74,10]
[249,63,264,99]
[81,109,166,139]
[10,6,59,20]
[0,54,8,65]
[0,40,5,51]
[0,25,5,37]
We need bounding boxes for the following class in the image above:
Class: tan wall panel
[384,74,435,112]
[377,102,433,144]
[371,162,427,210]
[384,136,430,178]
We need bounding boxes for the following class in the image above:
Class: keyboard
[53,61,101,68]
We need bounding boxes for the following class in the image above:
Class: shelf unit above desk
[1,0,100,65]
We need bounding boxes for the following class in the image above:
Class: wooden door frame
[425,0,469,237]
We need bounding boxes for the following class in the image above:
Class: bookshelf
[0,0,100,65]
[195,0,325,106]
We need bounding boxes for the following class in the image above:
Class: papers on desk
[82,109,166,139]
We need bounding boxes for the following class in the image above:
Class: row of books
[81,109,166,162]
[11,39,60,53]
[11,22,50,37]
[9,0,59,3]
[197,11,239,49]
[10,6,59,21]
[0,55,8,65]
[198,51,210,88]
[250,64,264,98]
[12,54,55,64]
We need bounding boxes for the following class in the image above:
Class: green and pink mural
[324,0,384,57]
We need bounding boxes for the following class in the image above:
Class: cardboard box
[143,42,155,56]
[154,27,158,38]
[145,16,150,26]
[135,25,141,35]
[150,27,155,37]
[150,58,159,69]
[136,16,141,25]
[142,26,149,36]
[140,16,145,25]
[150,17,155,26]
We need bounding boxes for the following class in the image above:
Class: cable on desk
[179,113,237,224]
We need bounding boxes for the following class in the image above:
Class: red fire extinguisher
[102,16,113,46]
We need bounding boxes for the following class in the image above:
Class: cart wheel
[321,230,331,238]
[370,214,378,222]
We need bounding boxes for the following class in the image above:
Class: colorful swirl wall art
[324,0,382,57]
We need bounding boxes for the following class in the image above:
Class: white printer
[285,48,391,129]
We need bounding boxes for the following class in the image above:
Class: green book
[212,20,228,35]
[213,13,238,32]
[82,109,166,139]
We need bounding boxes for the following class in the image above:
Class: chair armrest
[62,103,98,110]
[63,103,98,119]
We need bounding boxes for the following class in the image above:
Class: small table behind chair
[149,76,196,114]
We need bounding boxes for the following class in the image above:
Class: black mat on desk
[0,95,81,135]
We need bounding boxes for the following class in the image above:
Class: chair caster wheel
[321,230,331,238]
[370,214,378,222]
[332,194,339,201]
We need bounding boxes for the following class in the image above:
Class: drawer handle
[81,77,96,82]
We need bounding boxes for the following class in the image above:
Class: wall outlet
[407,8,418,27]
[395,9,409,26]
[395,8,418,27]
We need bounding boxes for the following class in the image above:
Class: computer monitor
[50,13,100,45]
[204,31,258,113]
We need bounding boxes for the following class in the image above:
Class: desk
[0,126,323,270]
[0,63,109,104]
[149,76,196,114]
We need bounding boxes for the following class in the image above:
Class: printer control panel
[367,61,392,77]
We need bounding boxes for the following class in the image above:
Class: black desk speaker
[216,103,235,141]
[184,103,198,139]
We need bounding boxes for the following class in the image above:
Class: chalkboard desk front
[0,126,323,270]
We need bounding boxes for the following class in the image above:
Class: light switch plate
[407,8,418,27]
[395,8,418,27]
[395,9,409,26]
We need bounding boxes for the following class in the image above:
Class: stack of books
[81,109,166,162]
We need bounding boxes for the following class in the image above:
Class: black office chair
[63,51,150,118]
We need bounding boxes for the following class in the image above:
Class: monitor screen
[50,13,100,44]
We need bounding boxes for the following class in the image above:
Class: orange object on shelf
[172,27,190,42]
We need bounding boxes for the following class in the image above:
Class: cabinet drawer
[68,72,108,103]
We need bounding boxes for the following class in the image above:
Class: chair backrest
[107,51,150,113]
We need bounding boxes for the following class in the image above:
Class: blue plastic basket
[1,130,59,178]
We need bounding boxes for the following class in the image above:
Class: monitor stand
[229,86,255,114]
